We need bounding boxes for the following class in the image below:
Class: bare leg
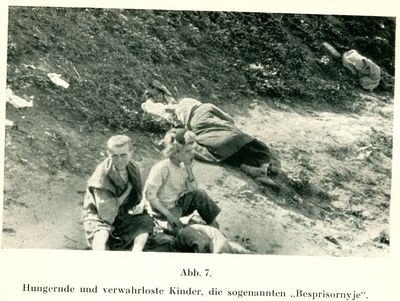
[131,233,149,252]
[92,229,109,251]
[240,163,280,191]
[256,176,281,192]
[240,164,265,178]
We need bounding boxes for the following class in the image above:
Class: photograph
[2,5,395,257]
[1,2,399,301]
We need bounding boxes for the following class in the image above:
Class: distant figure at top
[82,135,153,251]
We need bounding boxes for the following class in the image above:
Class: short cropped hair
[163,128,196,158]
[106,135,132,151]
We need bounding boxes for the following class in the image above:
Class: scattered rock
[190,83,198,91]
[374,230,389,245]
[3,227,16,235]
[319,55,331,65]
[292,195,304,204]
[322,42,341,58]
[6,88,33,108]
[47,73,70,89]
[324,235,341,246]
[151,79,172,96]
[249,63,264,70]
[19,158,28,164]
[22,63,37,70]
[356,145,373,160]
[6,119,14,127]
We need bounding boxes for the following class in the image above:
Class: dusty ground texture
[3,93,393,256]
[2,8,394,256]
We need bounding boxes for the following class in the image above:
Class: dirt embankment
[3,94,392,255]
[3,8,394,255]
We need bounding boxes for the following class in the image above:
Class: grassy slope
[6,8,395,132]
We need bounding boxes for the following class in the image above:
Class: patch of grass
[326,168,355,188]
[325,145,353,161]
[7,8,395,132]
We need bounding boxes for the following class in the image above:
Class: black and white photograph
[1,1,400,301]
[2,5,396,257]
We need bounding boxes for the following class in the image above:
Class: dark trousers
[224,139,277,167]
[108,213,153,250]
[177,189,221,224]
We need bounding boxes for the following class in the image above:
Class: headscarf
[174,98,202,127]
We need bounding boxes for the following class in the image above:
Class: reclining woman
[165,98,281,189]
[143,128,221,235]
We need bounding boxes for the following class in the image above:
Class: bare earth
[2,93,392,256]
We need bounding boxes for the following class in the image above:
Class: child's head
[106,135,133,170]
[163,128,197,163]
[106,135,132,152]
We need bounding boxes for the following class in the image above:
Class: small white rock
[47,73,70,89]
[6,88,33,108]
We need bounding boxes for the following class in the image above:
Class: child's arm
[145,186,183,228]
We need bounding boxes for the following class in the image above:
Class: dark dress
[187,103,276,167]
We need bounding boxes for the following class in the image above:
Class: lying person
[82,135,153,251]
[143,97,280,190]
[172,224,254,254]
[143,128,221,235]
